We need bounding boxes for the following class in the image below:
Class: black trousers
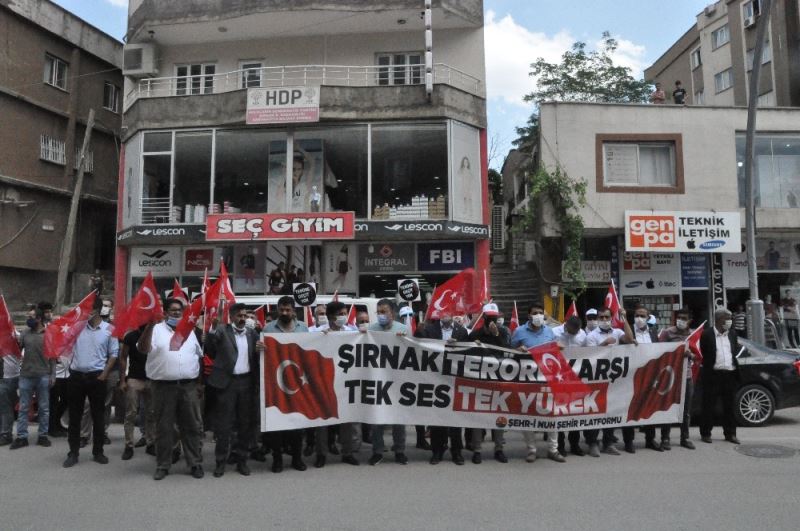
[700,370,738,438]
[267,429,303,458]
[151,380,204,470]
[49,378,68,433]
[430,426,463,456]
[557,431,581,449]
[213,376,254,463]
[67,371,106,456]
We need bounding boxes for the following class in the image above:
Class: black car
[692,339,800,427]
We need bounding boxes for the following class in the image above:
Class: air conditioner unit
[704,4,716,16]
[743,16,756,28]
[123,43,158,78]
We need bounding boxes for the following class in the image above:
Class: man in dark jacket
[699,308,740,444]
[417,311,469,465]
[205,303,263,477]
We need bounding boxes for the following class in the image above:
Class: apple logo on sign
[686,240,696,250]
[646,278,655,289]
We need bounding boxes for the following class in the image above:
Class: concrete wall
[538,102,800,236]
[698,4,736,106]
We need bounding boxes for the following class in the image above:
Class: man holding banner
[659,308,697,450]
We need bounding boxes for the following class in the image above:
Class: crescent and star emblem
[540,353,565,382]
[652,366,676,396]
[432,289,453,311]
[276,360,308,395]
[140,287,156,310]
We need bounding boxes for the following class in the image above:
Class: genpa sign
[206,212,355,241]
[624,211,741,253]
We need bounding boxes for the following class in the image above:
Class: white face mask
[245,318,256,330]
[316,315,328,327]
[100,306,111,316]
[497,318,505,327]
[586,321,598,331]
[676,319,688,330]
[357,323,368,332]
[723,319,733,331]
[334,315,348,328]
[634,316,648,328]
[529,315,544,327]
[598,319,612,331]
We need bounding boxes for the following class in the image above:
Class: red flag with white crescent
[565,300,578,320]
[686,321,706,382]
[425,268,482,320]
[305,306,314,328]
[169,295,204,351]
[171,278,188,307]
[113,272,164,339]
[627,344,686,421]
[346,304,357,327]
[527,341,590,396]
[0,295,21,358]
[44,291,97,359]
[604,280,625,329]
[254,305,268,329]
[509,301,519,333]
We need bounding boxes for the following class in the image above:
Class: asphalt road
[2,410,799,531]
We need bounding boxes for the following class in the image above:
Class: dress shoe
[661,439,672,451]
[645,440,663,452]
[494,450,508,463]
[328,443,340,456]
[701,436,713,444]
[303,445,314,457]
[588,444,601,457]
[214,461,226,478]
[79,437,88,448]
[395,452,408,465]
[680,439,696,450]
[472,452,482,464]
[271,457,283,473]
[191,465,204,479]
[250,449,267,462]
[368,453,383,466]
[37,436,52,447]
[525,451,537,463]
[547,451,566,463]
[145,444,156,456]
[416,440,432,451]
[134,437,147,448]
[121,446,134,460]
[63,453,79,468]
[429,453,442,465]
[171,447,181,464]
[624,442,635,454]
[451,451,465,465]
[291,457,307,471]
[341,455,359,466]
[725,436,741,445]
[236,461,251,476]
[314,454,326,468]
[9,438,28,450]
[570,445,585,457]
[153,468,168,480]
[93,453,109,464]
[601,444,620,456]
[103,434,111,445]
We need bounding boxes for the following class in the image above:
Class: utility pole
[743,0,772,344]
[55,108,95,311]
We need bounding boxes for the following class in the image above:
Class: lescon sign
[206,212,355,241]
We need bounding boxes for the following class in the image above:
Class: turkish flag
[509,301,519,333]
[169,295,203,351]
[425,268,483,320]
[254,305,269,329]
[528,341,590,396]
[113,272,164,339]
[203,261,236,332]
[686,321,706,382]
[346,304,357,327]
[44,291,97,359]
[171,279,189,308]
[0,295,21,358]
[262,336,338,420]
[565,300,578,320]
[405,314,417,336]
[604,280,625,329]
[627,345,687,422]
[305,306,314,328]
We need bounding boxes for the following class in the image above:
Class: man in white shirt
[553,316,587,456]
[138,298,204,480]
[699,308,740,445]
[308,304,329,332]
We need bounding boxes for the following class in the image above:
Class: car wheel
[734,384,775,427]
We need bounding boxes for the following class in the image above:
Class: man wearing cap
[510,303,564,464]
[584,309,599,335]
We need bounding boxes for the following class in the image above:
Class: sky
[52,0,711,168]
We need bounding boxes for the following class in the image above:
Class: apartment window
[239,61,263,88]
[103,82,120,113]
[694,89,705,105]
[40,135,66,165]
[714,68,733,93]
[711,25,730,49]
[376,53,423,86]
[175,63,216,95]
[596,134,684,193]
[690,47,702,70]
[742,0,760,21]
[736,133,800,208]
[757,91,776,107]
[43,54,68,90]
[746,41,772,70]
[74,148,94,173]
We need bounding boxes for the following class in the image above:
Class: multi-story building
[116,0,489,306]
[644,0,800,107]
[533,101,800,329]
[0,0,123,309]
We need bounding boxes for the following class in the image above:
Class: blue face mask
[26,318,38,330]
[377,314,390,327]
[166,317,179,327]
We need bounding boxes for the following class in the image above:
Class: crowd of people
[0,295,742,480]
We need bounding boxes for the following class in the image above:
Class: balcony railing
[125,63,482,108]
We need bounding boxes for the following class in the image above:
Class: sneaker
[93,453,109,464]
[601,444,620,456]
[451,451,464,465]
[368,453,383,466]
[472,452,482,464]
[314,454,326,468]
[236,461,251,476]
[341,455,360,466]
[62,453,79,468]
[661,439,672,451]
[9,438,28,450]
[191,465,204,479]
[680,439,696,450]
[588,444,601,457]
[494,450,508,463]
[645,440,663,452]
[121,446,134,460]
[37,436,51,447]
[395,452,408,465]
[134,437,147,448]
[547,451,566,463]
[525,451,537,463]
[153,468,168,480]
[624,442,635,454]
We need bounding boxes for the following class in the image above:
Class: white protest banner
[260,332,687,432]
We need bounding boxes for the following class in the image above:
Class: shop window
[141,132,173,224]
[294,126,368,217]
[371,123,448,220]
[173,131,212,222]
[736,134,800,208]
[596,134,684,193]
[214,129,285,214]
